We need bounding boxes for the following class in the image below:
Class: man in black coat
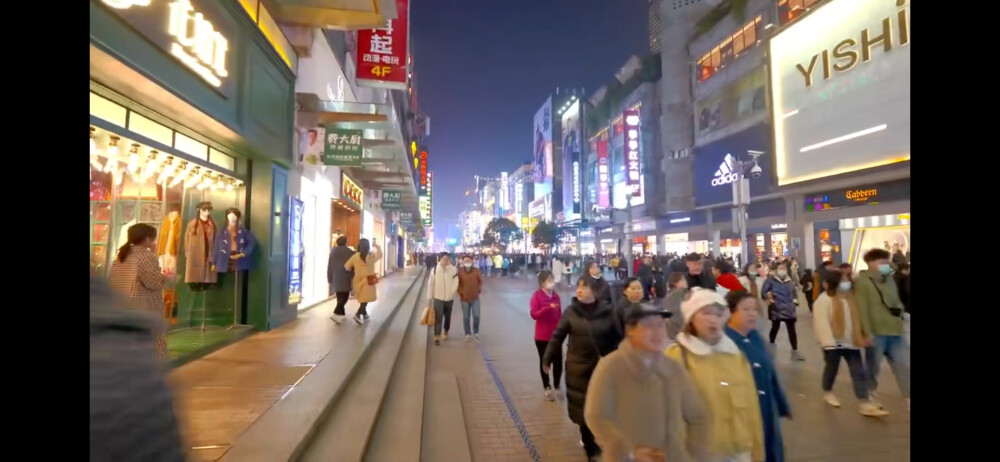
[683,253,716,290]
[327,236,355,323]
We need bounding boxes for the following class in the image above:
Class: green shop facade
[90,0,297,358]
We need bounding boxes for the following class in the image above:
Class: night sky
[410,0,648,239]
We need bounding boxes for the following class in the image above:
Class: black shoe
[362,313,371,322]
[353,314,363,325]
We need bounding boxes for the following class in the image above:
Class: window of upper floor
[777,0,821,26]
[696,14,763,84]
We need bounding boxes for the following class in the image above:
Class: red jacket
[529,289,562,341]
[716,273,746,293]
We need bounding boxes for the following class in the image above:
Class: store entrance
[332,198,361,249]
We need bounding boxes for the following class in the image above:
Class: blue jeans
[865,334,910,398]
[461,299,481,335]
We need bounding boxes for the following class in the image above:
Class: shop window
[174,133,209,160]
[778,0,820,25]
[209,148,235,171]
[697,15,763,83]
[90,92,127,128]
[128,112,173,147]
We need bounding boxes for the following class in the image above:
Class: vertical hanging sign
[287,197,304,305]
[418,150,429,195]
[355,0,410,90]
[596,140,610,208]
[623,109,642,197]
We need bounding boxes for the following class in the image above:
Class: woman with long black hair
[580,260,612,305]
[108,223,172,358]
[345,238,382,324]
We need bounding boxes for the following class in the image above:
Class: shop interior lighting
[197,173,214,190]
[184,167,202,189]
[127,143,141,173]
[140,150,159,180]
[214,177,226,190]
[158,157,177,185]
[226,179,235,191]
[168,161,189,188]
[90,127,97,155]
[103,136,120,173]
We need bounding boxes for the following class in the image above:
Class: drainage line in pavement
[477,342,542,462]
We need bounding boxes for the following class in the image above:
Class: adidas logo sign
[711,154,739,187]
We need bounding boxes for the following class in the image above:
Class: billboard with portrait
[532,97,553,183]
[769,0,910,186]
[561,100,582,216]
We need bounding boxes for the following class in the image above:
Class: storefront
[578,229,596,255]
[334,172,364,249]
[362,189,387,277]
[90,0,296,346]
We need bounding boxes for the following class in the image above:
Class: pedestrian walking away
[585,302,709,462]
[428,252,459,345]
[725,290,793,462]
[543,277,624,461]
[665,288,765,462]
[762,261,804,362]
[457,255,483,342]
[855,248,910,410]
[344,238,382,324]
[530,270,563,401]
[812,270,888,417]
[328,236,355,324]
[107,223,172,359]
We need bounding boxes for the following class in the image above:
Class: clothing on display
[157,211,181,276]
[213,208,257,273]
[184,202,218,286]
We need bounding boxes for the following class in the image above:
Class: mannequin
[213,208,257,274]
[184,201,218,290]
[158,207,182,276]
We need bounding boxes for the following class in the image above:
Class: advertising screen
[532,97,553,183]
[770,0,910,185]
[561,100,582,216]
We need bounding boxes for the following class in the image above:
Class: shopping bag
[420,307,436,326]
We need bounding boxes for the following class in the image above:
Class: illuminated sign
[596,140,610,207]
[572,161,580,205]
[528,197,545,219]
[500,172,509,212]
[771,223,788,230]
[663,233,689,242]
[846,188,878,202]
[669,217,691,224]
[341,173,363,209]
[514,182,524,214]
[804,180,908,212]
[771,0,910,185]
[711,154,739,187]
[355,0,410,90]
[99,0,231,95]
[623,108,641,197]
[418,150,429,194]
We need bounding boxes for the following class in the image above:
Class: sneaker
[434,336,441,346]
[443,331,449,340]
[353,314,363,325]
[544,388,555,401]
[465,335,471,343]
[860,402,890,418]
[868,393,884,409]
[474,334,481,342]
[823,392,842,408]
[362,313,371,321]
[330,314,344,325]
[791,350,806,362]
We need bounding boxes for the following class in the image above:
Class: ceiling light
[158,158,176,185]
[141,150,159,180]
[184,168,202,189]
[104,136,120,173]
[168,162,189,188]
[226,180,235,191]
[127,144,141,174]
[90,127,97,155]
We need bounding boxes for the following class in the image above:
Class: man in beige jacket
[585,304,710,462]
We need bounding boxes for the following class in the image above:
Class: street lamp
[729,150,764,267]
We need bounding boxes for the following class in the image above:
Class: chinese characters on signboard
[623,109,641,197]
[287,197,304,305]
[355,0,410,90]
[418,150,429,194]
[419,171,433,227]
[381,190,402,210]
[596,140,610,207]
[323,127,363,166]
[341,173,364,209]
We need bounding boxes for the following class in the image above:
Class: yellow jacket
[665,334,765,462]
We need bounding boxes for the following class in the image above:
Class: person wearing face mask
[761,262,804,362]
[109,224,174,359]
[213,208,257,275]
[457,255,483,342]
[855,248,910,410]
[665,289,764,462]
[585,303,709,462]
[812,271,888,417]
[582,261,613,305]
[530,271,563,401]
[543,278,624,461]
[428,252,459,345]
[614,277,646,335]
[664,272,689,340]
[725,291,792,462]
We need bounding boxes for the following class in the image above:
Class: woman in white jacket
[812,271,888,418]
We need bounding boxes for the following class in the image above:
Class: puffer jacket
[90,276,185,462]
[543,298,623,425]
[761,275,797,321]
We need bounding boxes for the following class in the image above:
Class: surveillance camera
[750,164,763,179]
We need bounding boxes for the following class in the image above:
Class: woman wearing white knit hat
[665,288,765,462]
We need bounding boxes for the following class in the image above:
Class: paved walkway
[168,267,422,461]
[428,276,910,462]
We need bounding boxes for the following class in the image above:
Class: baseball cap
[622,302,672,326]
[680,288,727,325]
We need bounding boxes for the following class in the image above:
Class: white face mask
[777,269,788,278]
[838,281,852,292]
[199,209,211,220]
[544,281,555,290]
[227,213,238,225]
[463,263,472,269]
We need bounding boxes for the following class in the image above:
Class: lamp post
[730,150,763,268]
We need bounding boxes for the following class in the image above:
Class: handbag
[420,306,436,326]
[367,274,379,285]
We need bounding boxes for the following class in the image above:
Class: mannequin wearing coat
[184,202,218,288]
[213,208,257,274]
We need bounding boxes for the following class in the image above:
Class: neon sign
[167,0,229,88]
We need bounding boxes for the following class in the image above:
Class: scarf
[830,292,865,347]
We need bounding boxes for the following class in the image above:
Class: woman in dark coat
[725,291,791,462]
[761,261,804,361]
[580,260,612,305]
[543,277,623,461]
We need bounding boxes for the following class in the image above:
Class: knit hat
[680,288,727,325]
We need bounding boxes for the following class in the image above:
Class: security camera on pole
[730,150,764,267]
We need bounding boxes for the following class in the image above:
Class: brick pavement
[431,275,909,462]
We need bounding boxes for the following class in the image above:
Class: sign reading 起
[355,0,410,90]
[99,0,232,95]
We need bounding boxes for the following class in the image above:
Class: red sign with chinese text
[355,0,409,90]
[596,140,610,208]
[418,150,429,194]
